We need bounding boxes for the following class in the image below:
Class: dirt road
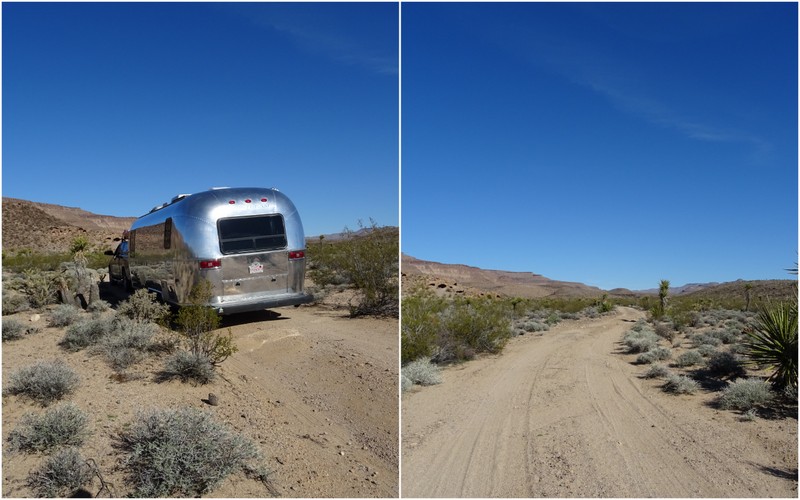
[401,307,797,498]
[2,296,398,497]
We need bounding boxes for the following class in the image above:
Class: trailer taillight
[199,259,221,269]
[289,251,305,260]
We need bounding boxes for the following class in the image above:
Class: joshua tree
[744,283,753,312]
[658,279,670,317]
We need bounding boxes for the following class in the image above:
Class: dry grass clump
[643,363,670,379]
[636,346,671,364]
[5,359,80,406]
[623,326,660,354]
[674,350,704,368]
[6,402,89,453]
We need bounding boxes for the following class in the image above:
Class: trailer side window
[218,215,287,254]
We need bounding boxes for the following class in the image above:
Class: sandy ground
[402,306,797,498]
[2,285,399,497]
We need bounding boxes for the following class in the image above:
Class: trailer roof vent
[171,193,191,203]
[210,186,231,190]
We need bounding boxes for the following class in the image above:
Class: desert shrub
[161,351,216,385]
[5,360,79,406]
[308,222,398,317]
[655,322,677,343]
[6,402,89,453]
[401,359,442,386]
[674,350,704,368]
[401,374,413,392]
[49,304,83,327]
[116,407,263,497]
[644,363,670,379]
[690,333,722,347]
[61,316,116,351]
[636,346,671,364]
[117,289,170,324]
[401,287,446,364]
[87,299,111,313]
[743,302,797,390]
[623,327,660,354]
[706,351,746,377]
[439,296,513,359]
[707,329,737,345]
[99,319,159,372]
[26,447,94,498]
[3,291,30,314]
[663,374,699,394]
[174,282,238,367]
[3,319,40,342]
[717,378,775,411]
[697,344,718,358]
[517,319,549,333]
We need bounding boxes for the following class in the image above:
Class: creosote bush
[402,358,443,387]
[5,360,80,406]
[7,402,89,453]
[26,447,94,498]
[308,221,398,317]
[116,407,264,497]
[717,378,775,411]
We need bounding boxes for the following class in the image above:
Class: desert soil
[2,285,398,497]
[402,306,797,498]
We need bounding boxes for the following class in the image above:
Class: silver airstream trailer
[125,187,313,314]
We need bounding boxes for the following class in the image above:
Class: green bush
[26,447,94,498]
[308,222,398,317]
[439,296,512,359]
[7,402,89,453]
[400,286,446,364]
[718,378,775,411]
[18,269,57,309]
[401,359,442,386]
[5,360,80,406]
[116,407,263,497]
[663,374,699,395]
[174,281,238,368]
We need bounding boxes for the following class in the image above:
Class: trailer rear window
[218,215,287,254]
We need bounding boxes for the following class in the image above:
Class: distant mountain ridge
[402,254,607,298]
[2,197,136,254]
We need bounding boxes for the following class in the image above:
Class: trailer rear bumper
[211,292,314,315]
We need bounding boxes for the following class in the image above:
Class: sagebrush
[7,402,89,453]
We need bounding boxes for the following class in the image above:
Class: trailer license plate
[249,261,264,274]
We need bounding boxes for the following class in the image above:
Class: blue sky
[402,2,798,291]
[3,2,398,237]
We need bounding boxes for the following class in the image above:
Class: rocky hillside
[402,254,606,299]
[2,198,136,254]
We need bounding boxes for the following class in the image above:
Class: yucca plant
[743,301,797,390]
